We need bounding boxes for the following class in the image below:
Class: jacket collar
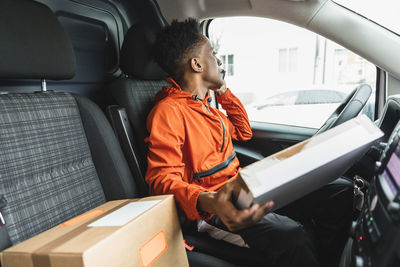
[165,77,211,103]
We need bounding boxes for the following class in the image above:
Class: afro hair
[153,18,204,82]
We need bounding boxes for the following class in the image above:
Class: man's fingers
[262,201,274,213]
[218,199,242,224]
[220,202,255,230]
[250,201,274,222]
[214,187,274,231]
[232,203,261,226]
[236,201,274,225]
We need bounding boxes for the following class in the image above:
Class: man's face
[197,35,224,88]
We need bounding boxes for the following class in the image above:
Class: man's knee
[325,179,354,217]
[239,213,319,266]
[278,221,311,249]
[250,213,312,251]
[328,178,354,200]
[279,223,319,266]
[265,217,319,266]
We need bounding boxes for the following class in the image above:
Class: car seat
[110,23,266,267]
[0,0,140,256]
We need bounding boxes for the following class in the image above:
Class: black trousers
[206,178,354,267]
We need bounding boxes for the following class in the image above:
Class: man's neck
[179,76,208,100]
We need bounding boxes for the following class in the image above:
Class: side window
[208,17,376,129]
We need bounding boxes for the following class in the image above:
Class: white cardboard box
[235,115,384,210]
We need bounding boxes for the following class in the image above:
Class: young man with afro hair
[145,18,353,267]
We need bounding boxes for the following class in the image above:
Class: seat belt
[106,105,149,196]
[0,195,12,252]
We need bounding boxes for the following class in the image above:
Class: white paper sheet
[88,200,161,227]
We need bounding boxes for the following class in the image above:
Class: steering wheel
[314,84,372,135]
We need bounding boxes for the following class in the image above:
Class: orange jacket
[145,78,252,221]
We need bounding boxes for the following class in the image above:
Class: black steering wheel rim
[314,84,372,135]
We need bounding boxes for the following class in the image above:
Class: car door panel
[234,122,316,166]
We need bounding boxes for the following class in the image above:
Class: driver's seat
[110,23,266,267]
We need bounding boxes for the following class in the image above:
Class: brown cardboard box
[1,195,189,267]
[234,115,384,210]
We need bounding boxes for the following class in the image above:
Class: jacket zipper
[204,103,225,152]
[193,151,236,180]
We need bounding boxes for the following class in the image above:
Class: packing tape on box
[31,200,132,267]
[139,229,168,267]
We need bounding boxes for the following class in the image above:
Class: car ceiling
[155,0,400,82]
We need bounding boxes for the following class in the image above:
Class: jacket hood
[155,77,211,103]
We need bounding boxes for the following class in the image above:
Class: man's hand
[210,79,228,96]
[197,180,274,232]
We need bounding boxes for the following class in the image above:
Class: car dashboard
[348,96,400,267]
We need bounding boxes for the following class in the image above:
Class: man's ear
[190,58,203,73]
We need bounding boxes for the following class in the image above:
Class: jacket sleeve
[145,102,211,221]
[216,89,253,141]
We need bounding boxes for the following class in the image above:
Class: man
[145,18,353,267]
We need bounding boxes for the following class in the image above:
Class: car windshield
[334,0,400,35]
[255,90,346,110]
[208,16,376,128]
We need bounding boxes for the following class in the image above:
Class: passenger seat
[0,0,140,253]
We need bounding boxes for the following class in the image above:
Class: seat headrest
[0,0,76,80]
[120,24,167,80]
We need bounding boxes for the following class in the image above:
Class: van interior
[1,0,400,266]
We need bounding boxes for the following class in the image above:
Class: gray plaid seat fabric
[0,0,140,250]
[0,92,106,244]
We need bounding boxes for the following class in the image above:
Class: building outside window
[279,47,298,72]
[228,54,234,75]
[219,54,234,76]
[220,55,226,70]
